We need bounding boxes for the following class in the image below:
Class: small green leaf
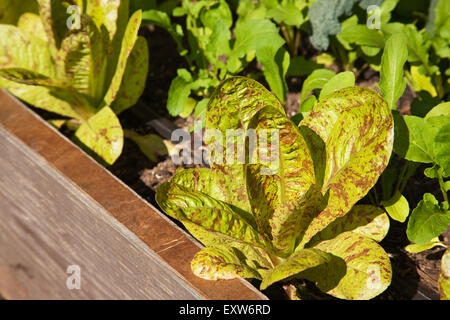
[434,122,450,176]
[393,114,437,163]
[102,9,142,109]
[439,249,450,300]
[378,33,408,109]
[166,74,193,116]
[425,102,450,119]
[256,45,289,103]
[407,193,450,245]
[110,36,149,114]
[124,130,167,162]
[319,71,355,99]
[265,0,307,27]
[141,9,186,55]
[382,192,410,222]
[227,19,282,73]
[74,106,124,165]
[299,95,317,113]
[299,68,335,105]
[340,25,385,48]
[405,238,446,253]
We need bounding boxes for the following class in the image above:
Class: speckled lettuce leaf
[155,181,273,251]
[0,25,56,77]
[439,249,450,300]
[110,36,149,114]
[85,0,127,41]
[260,248,341,290]
[17,13,47,41]
[299,87,394,246]
[59,15,107,102]
[37,0,70,56]
[165,168,252,215]
[74,106,124,165]
[311,231,392,300]
[102,10,142,109]
[183,220,274,272]
[191,245,264,280]
[0,77,89,120]
[308,205,390,247]
[0,68,69,87]
[204,77,285,234]
[245,105,319,255]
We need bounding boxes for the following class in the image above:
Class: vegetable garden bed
[0,0,449,301]
[0,90,265,300]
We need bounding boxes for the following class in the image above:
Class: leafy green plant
[140,0,289,123]
[392,102,450,252]
[156,76,394,299]
[337,0,449,101]
[0,0,149,164]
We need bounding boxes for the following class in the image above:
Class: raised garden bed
[0,90,266,300]
[0,0,448,301]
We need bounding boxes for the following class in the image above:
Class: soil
[30,24,447,300]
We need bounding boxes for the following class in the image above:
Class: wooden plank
[0,127,204,300]
[0,90,266,300]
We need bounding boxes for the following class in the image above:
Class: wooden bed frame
[0,90,266,300]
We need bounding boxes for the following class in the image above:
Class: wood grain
[0,127,204,299]
[0,90,266,300]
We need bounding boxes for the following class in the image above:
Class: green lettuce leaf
[407,193,450,245]
[260,248,341,290]
[310,231,392,300]
[378,33,408,109]
[191,245,264,280]
[300,87,394,245]
[102,9,142,108]
[74,106,124,165]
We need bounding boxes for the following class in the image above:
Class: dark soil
[31,24,447,300]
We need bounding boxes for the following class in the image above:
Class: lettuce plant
[156,76,394,299]
[0,0,149,164]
